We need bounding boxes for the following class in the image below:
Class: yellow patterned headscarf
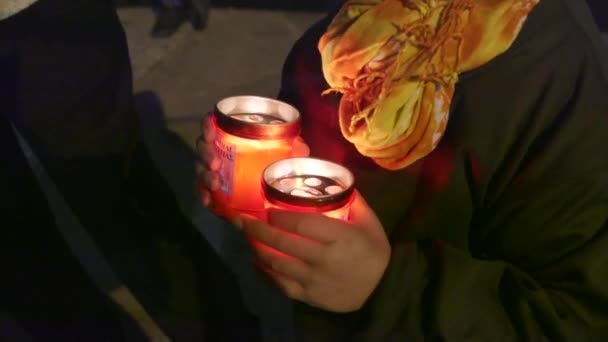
[319,0,539,170]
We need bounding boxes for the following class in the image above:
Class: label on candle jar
[214,137,237,195]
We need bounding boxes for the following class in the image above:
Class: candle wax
[230,113,287,125]
[270,175,344,198]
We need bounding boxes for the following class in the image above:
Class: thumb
[292,136,310,157]
[348,190,382,229]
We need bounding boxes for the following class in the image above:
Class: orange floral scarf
[318,0,539,170]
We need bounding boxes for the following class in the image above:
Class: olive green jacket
[278,0,608,340]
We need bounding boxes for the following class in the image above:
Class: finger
[197,170,220,192]
[250,239,312,285]
[195,137,221,171]
[200,113,216,143]
[253,259,306,302]
[195,154,220,176]
[292,136,310,157]
[195,168,216,208]
[236,216,325,264]
[201,190,210,207]
[346,190,382,228]
[267,209,346,243]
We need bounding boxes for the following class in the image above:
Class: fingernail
[209,158,221,171]
[206,173,220,191]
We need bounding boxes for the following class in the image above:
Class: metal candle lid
[214,95,301,139]
[262,157,355,211]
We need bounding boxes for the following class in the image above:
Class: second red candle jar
[261,157,356,221]
[210,95,301,219]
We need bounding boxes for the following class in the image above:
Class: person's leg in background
[149,0,210,38]
[586,0,607,32]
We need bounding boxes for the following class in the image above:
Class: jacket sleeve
[363,183,608,341]
[296,146,608,342]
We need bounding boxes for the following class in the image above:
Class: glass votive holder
[261,157,355,221]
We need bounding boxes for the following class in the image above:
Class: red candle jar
[209,96,301,219]
[261,157,355,221]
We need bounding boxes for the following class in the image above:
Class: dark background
[114,0,334,11]
[587,0,607,30]
[114,0,606,30]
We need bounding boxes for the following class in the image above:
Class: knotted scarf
[319,0,539,170]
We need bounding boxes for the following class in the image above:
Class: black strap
[11,122,171,342]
